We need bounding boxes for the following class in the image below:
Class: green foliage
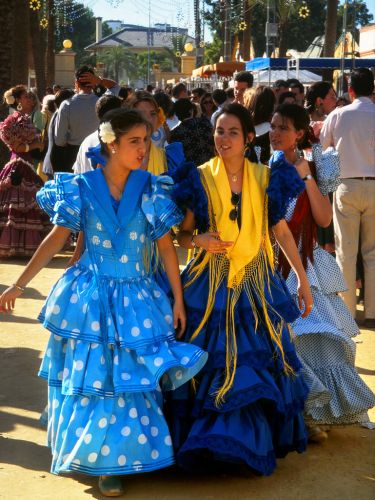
[136,51,175,80]
[337,0,374,41]
[204,34,223,64]
[97,46,138,82]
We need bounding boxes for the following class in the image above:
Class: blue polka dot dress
[285,198,375,425]
[36,169,207,476]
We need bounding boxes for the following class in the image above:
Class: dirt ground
[0,253,374,500]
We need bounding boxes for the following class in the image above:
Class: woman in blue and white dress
[0,108,207,496]
[270,103,375,440]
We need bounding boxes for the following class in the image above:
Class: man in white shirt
[320,68,375,328]
[73,94,122,174]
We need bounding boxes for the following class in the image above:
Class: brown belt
[344,177,375,180]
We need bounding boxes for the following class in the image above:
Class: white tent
[255,69,322,85]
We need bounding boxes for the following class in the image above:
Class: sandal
[98,476,124,497]
[307,425,328,444]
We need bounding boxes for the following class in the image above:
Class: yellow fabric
[199,156,274,288]
[147,142,167,176]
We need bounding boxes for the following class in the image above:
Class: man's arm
[54,101,69,147]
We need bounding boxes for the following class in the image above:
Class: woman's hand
[173,300,186,339]
[297,279,313,318]
[294,157,311,179]
[195,232,233,254]
[0,285,23,313]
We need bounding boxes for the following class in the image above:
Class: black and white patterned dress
[285,198,375,425]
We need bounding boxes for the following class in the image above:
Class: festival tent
[245,57,375,72]
[254,69,321,84]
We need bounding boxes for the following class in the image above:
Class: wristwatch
[302,174,313,182]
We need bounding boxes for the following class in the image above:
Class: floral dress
[36,168,207,476]
[0,111,51,256]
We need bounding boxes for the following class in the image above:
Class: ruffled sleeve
[267,151,305,227]
[36,173,82,232]
[86,144,107,169]
[311,143,341,196]
[168,160,209,233]
[141,175,184,241]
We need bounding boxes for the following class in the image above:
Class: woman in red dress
[0,85,51,257]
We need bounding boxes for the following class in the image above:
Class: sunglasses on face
[229,192,240,221]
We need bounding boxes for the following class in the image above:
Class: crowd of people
[0,64,374,497]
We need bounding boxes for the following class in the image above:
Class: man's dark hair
[278,91,297,105]
[273,79,288,90]
[349,68,374,97]
[212,89,227,106]
[192,87,206,98]
[173,98,195,121]
[96,95,122,120]
[54,88,74,108]
[289,81,304,94]
[172,82,187,99]
[75,65,95,80]
[225,87,235,99]
[146,84,154,93]
[234,71,253,88]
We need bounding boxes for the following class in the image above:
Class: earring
[17,103,22,111]
[111,148,116,154]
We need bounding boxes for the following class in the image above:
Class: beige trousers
[333,179,375,319]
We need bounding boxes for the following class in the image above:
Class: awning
[246,57,375,71]
[192,62,245,77]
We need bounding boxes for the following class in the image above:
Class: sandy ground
[0,253,374,500]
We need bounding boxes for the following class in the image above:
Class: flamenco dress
[282,154,375,425]
[36,168,207,476]
[167,153,309,476]
[0,111,51,257]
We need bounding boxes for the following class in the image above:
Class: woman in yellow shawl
[167,103,313,476]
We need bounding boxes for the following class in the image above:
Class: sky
[88,0,375,33]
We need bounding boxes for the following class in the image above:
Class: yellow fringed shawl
[148,142,167,176]
[185,157,292,405]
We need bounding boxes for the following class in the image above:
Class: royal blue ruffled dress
[36,168,207,476]
[167,153,309,476]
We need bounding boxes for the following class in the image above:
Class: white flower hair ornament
[4,91,15,105]
[99,122,116,144]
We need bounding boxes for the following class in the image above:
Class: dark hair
[125,90,159,113]
[212,89,227,106]
[153,91,174,118]
[289,81,304,94]
[118,87,129,100]
[273,79,288,90]
[192,87,206,98]
[173,98,195,121]
[274,103,311,149]
[146,84,154,93]
[172,82,187,99]
[286,78,301,86]
[234,71,254,88]
[304,81,333,113]
[214,102,257,162]
[75,65,95,80]
[200,92,217,115]
[349,68,374,97]
[100,108,150,157]
[4,85,27,109]
[54,88,74,108]
[96,95,122,121]
[245,85,275,125]
[225,87,235,99]
[278,91,297,105]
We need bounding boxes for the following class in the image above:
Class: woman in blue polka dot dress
[0,109,207,496]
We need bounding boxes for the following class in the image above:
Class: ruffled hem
[47,388,176,476]
[39,334,207,396]
[303,363,375,424]
[286,246,347,295]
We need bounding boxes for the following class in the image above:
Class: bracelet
[191,234,199,249]
[302,174,313,182]
[12,283,25,293]
[24,143,30,153]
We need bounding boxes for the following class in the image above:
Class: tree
[97,47,138,83]
[12,0,29,85]
[324,0,339,57]
[29,8,47,97]
[204,34,223,64]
